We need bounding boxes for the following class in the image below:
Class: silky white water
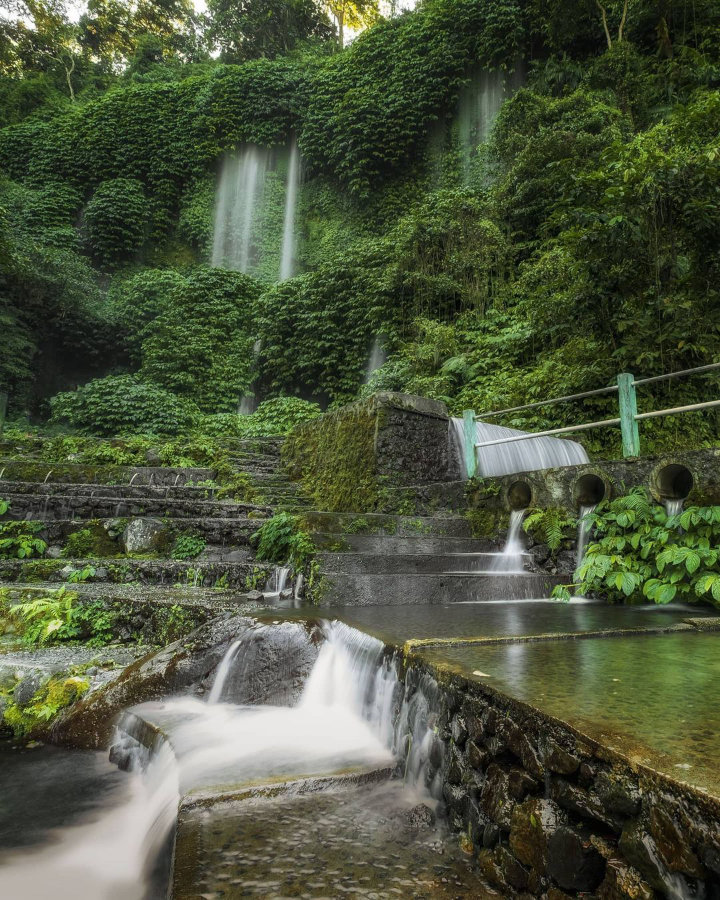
[0,621,438,899]
[575,504,597,570]
[212,145,270,273]
[664,498,684,518]
[279,139,300,281]
[450,417,589,479]
[491,508,526,573]
[365,336,388,383]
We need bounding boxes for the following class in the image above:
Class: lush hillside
[1,0,719,452]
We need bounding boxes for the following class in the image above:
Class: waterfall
[264,565,292,596]
[238,395,255,415]
[212,145,270,273]
[279,140,300,281]
[450,417,589,479]
[208,638,243,703]
[575,505,597,570]
[457,65,524,181]
[489,508,526,573]
[365,336,388,384]
[664,499,684,519]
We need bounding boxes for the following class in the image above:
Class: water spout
[575,504,597,570]
[129,473,139,486]
[43,470,53,483]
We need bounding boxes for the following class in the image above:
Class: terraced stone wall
[405,657,720,899]
[283,392,458,512]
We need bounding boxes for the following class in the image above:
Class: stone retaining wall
[404,656,720,899]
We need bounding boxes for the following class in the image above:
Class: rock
[103,518,126,538]
[480,763,516,830]
[451,715,468,747]
[505,723,544,778]
[555,550,577,575]
[547,826,606,891]
[619,819,689,894]
[51,616,320,749]
[447,744,465,785]
[510,796,564,871]
[94,567,108,580]
[13,673,45,707]
[145,450,162,465]
[246,590,264,602]
[122,517,165,554]
[595,771,641,817]
[543,739,580,775]
[649,805,705,878]
[529,544,551,567]
[46,545,63,559]
[508,765,539,800]
[551,776,624,831]
[477,848,505,889]
[598,857,655,900]
[467,739,488,771]
[404,803,435,830]
[496,845,528,891]
[483,823,500,848]
[465,711,484,742]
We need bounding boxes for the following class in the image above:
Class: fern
[523,507,576,553]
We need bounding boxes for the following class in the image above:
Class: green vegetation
[3,671,90,739]
[554,491,720,607]
[252,512,315,569]
[0,505,47,559]
[523,508,577,554]
[0,0,717,457]
[171,533,206,560]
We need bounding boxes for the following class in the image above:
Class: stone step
[313,533,494,554]
[0,461,214,486]
[0,581,252,611]
[0,556,270,589]
[303,511,473,538]
[32,517,268,550]
[318,573,567,606]
[318,551,531,575]
[1,493,271,522]
[0,480,220,500]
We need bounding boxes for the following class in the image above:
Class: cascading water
[491,508,526,573]
[264,565,292,597]
[575,504,597,570]
[365,335,388,384]
[212,145,270,273]
[279,139,300,281]
[450,417,589,479]
[664,498,684,518]
[456,64,524,181]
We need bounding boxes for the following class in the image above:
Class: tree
[206,0,335,62]
[324,0,380,49]
[1,0,80,99]
[595,0,630,48]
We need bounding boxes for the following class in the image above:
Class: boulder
[510,796,564,871]
[547,825,606,892]
[122,517,165,554]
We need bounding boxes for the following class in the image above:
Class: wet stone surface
[173,781,499,899]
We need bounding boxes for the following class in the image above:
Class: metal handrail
[475,361,719,421]
[464,362,720,473]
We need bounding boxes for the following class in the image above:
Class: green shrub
[0,516,47,560]
[240,397,323,437]
[83,178,149,266]
[1,588,119,646]
[523,508,577,554]
[50,375,200,436]
[171,533,206,560]
[554,491,720,608]
[251,512,315,569]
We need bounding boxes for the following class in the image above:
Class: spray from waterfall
[280,140,300,281]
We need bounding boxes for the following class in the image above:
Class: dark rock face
[50,616,320,749]
[403,660,720,899]
[547,826,606,891]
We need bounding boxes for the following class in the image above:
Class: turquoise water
[419,631,720,796]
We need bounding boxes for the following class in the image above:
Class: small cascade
[279,139,300,281]
[212,145,270,273]
[393,669,445,798]
[264,565,292,596]
[208,639,244,703]
[491,508,526,573]
[365,336,388,384]
[664,498,684,519]
[450,417,589,479]
[575,504,597,570]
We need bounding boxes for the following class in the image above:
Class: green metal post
[617,373,640,458]
[0,393,6,440]
[463,409,477,478]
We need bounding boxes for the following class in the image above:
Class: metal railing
[462,364,720,478]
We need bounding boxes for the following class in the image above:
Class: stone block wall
[404,658,720,899]
[283,392,458,511]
